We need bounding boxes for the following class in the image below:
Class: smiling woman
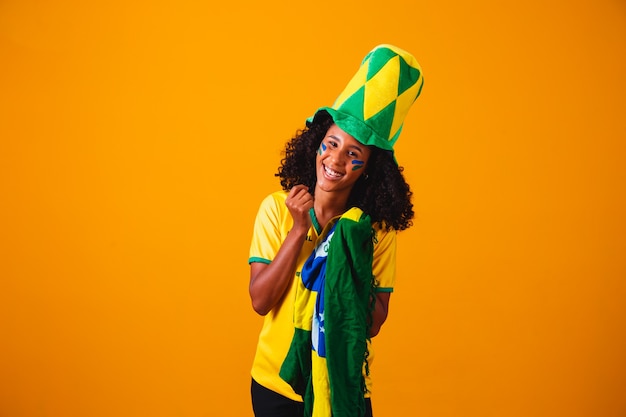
[247,44,424,417]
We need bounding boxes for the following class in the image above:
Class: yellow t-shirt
[248,191,397,401]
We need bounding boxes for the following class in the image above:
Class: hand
[285,184,314,233]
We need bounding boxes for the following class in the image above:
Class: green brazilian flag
[280,207,375,417]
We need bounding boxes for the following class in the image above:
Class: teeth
[324,165,342,177]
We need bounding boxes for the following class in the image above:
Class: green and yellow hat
[309,44,424,153]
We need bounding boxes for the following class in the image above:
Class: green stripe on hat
[340,86,365,121]
[398,58,421,96]
[368,101,396,143]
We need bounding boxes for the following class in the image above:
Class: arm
[369,292,390,337]
[249,185,313,316]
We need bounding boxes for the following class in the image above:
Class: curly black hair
[276,111,414,231]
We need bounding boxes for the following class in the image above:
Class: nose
[328,148,346,165]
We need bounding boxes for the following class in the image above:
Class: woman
[248,44,424,417]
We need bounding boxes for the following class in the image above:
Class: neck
[313,188,349,230]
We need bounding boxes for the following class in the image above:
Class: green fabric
[325,211,374,417]
[279,209,375,417]
[280,327,315,415]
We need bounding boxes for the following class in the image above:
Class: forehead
[326,124,364,147]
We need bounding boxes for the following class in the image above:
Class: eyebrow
[328,134,364,153]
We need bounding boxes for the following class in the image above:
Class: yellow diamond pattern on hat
[363,55,400,121]
[390,75,423,141]
[333,61,368,110]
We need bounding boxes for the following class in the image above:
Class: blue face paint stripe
[351,159,365,171]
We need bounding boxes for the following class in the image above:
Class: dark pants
[251,379,374,417]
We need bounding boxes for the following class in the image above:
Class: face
[315,124,371,195]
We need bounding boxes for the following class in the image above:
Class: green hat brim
[308,107,395,153]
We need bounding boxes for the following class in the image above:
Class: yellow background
[1,0,625,416]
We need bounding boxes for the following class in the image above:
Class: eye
[328,140,338,148]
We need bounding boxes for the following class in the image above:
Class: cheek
[317,142,327,155]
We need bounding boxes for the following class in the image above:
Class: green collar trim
[309,207,322,235]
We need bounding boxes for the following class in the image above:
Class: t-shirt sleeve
[248,193,286,265]
[372,226,397,292]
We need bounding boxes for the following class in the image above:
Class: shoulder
[371,222,397,247]
[253,190,290,226]
[266,190,288,204]
[257,190,288,211]
[249,191,292,261]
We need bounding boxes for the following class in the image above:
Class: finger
[289,186,311,204]
[290,184,308,198]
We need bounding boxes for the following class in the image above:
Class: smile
[323,164,344,178]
